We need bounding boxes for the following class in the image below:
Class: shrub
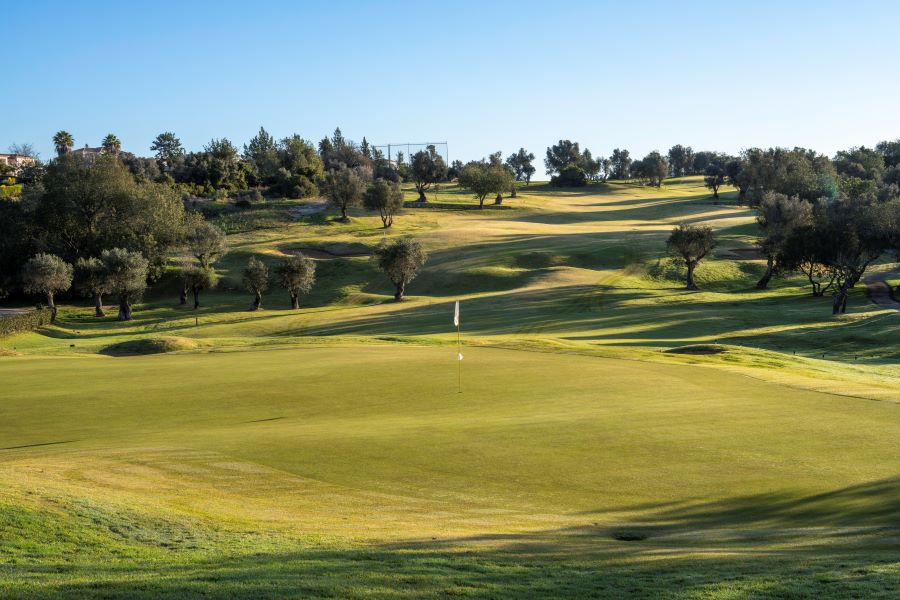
[0,308,53,338]
[550,165,587,187]
[0,184,22,200]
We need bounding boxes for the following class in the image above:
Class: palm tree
[102,133,121,156]
[52,131,74,156]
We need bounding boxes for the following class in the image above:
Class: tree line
[1,135,433,320]
[664,139,900,314]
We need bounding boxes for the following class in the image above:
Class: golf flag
[453,300,460,327]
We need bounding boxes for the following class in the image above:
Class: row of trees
[19,233,428,321]
[667,174,900,314]
[542,143,673,188]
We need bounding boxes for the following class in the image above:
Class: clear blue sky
[5,0,900,165]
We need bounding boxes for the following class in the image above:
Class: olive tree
[409,146,447,202]
[754,192,813,289]
[818,199,896,314]
[363,178,404,227]
[277,253,316,309]
[376,238,427,301]
[183,264,218,310]
[640,151,669,187]
[666,223,716,290]
[324,165,366,221]
[458,162,515,208]
[242,256,269,311]
[505,148,536,184]
[704,164,726,199]
[101,248,148,321]
[22,253,73,321]
[181,220,227,304]
[74,257,110,317]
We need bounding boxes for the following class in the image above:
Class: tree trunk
[417,187,427,202]
[179,283,188,305]
[685,262,698,290]
[494,193,503,205]
[251,290,261,311]
[756,255,775,289]
[510,187,517,198]
[479,196,486,209]
[340,206,348,221]
[712,186,719,199]
[394,280,405,301]
[117,298,132,321]
[832,291,843,314]
[832,285,850,315]
[46,291,57,323]
[193,286,201,310]
[94,293,105,317]
[290,293,299,310]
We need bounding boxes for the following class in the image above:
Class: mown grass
[1,177,899,597]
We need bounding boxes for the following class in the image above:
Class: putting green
[2,345,897,535]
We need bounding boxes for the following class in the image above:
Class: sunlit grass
[1,176,898,597]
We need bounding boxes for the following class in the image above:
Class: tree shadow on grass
[15,478,900,598]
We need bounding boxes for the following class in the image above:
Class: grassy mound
[665,344,728,355]
[102,336,200,356]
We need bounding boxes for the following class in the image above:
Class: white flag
[458,352,464,361]
[453,301,460,327]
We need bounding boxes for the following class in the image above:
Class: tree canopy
[667,223,716,290]
[376,238,427,301]
[363,178,404,227]
[277,253,316,309]
[458,162,515,208]
[409,146,447,201]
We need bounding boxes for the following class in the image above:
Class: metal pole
[457,321,461,393]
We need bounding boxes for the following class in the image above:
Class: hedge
[0,308,53,338]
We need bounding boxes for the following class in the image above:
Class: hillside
[1,177,898,598]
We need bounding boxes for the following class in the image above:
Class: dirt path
[287,201,328,219]
[864,268,900,310]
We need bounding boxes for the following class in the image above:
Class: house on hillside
[72,145,105,160]
[0,153,35,174]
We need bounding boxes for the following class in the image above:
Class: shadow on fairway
[19,477,900,598]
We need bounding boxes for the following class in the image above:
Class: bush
[0,308,54,338]
[550,165,587,187]
[0,185,22,200]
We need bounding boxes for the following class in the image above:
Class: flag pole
[454,300,461,394]
[457,316,461,394]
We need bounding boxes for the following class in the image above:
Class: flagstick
[456,319,461,394]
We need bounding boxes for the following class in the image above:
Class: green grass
[1,177,898,597]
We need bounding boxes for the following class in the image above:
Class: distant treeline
[3,128,900,319]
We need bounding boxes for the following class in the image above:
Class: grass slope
[1,178,898,597]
